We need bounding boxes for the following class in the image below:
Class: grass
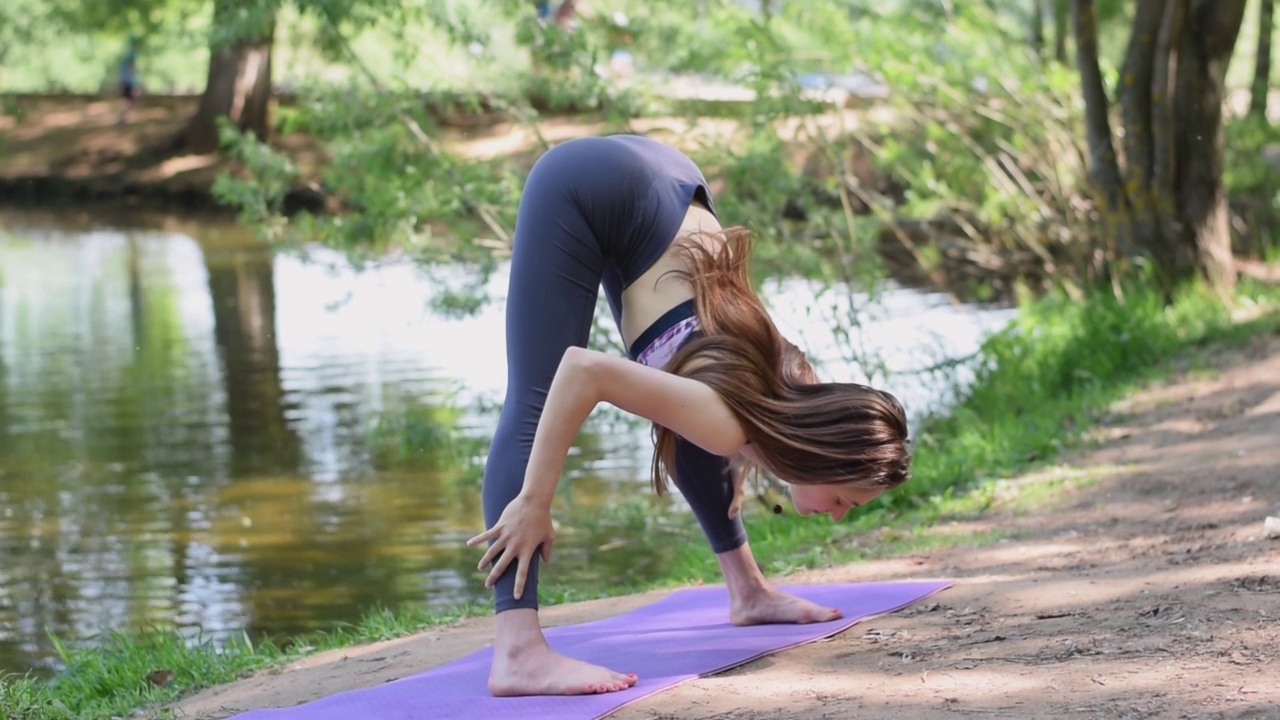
[3,273,1279,719]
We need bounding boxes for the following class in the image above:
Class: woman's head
[651,227,911,499]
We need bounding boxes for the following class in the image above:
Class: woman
[466,135,911,697]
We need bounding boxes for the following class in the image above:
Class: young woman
[466,134,911,697]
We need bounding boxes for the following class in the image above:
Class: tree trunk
[1251,0,1274,116]
[1116,0,1166,259]
[1073,0,1247,293]
[182,1,275,154]
[1171,0,1247,291]
[1150,0,1185,259]
[1072,0,1132,255]
[1054,0,1070,63]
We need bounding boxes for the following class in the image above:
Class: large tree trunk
[1073,0,1247,293]
[1172,0,1248,291]
[1121,0,1177,263]
[182,0,275,154]
[1251,0,1275,117]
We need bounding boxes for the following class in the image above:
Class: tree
[181,0,451,153]
[40,0,276,152]
[1251,0,1274,117]
[1072,0,1248,292]
[1033,0,1125,65]
[181,0,276,153]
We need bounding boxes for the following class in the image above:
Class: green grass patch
[6,274,1279,720]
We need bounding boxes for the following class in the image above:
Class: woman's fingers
[474,527,555,594]
[476,542,503,571]
[513,558,529,599]
[485,551,515,588]
[728,472,746,519]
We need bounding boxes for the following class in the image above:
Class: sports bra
[628,299,700,370]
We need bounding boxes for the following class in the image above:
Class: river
[0,208,1016,675]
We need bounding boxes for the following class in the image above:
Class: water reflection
[0,209,1014,676]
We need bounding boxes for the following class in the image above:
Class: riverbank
[0,94,327,212]
[3,270,1277,720]
[0,92,778,211]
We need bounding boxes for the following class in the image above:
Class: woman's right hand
[728,466,747,519]
[466,494,556,599]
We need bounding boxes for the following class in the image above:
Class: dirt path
[164,329,1280,720]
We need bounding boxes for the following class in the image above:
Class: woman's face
[789,484,884,522]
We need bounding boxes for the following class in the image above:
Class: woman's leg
[481,152,636,696]
[671,440,842,625]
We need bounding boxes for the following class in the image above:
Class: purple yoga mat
[229,580,951,720]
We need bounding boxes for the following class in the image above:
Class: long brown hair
[651,227,911,496]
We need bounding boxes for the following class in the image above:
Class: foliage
[199,0,1156,310]
[1225,113,1280,217]
[1224,112,1280,254]
[1225,113,1280,198]
[5,0,1155,303]
[364,387,487,473]
[831,3,1102,296]
[0,676,75,720]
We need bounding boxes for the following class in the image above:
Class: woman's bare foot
[729,584,842,626]
[490,608,637,696]
[715,541,842,626]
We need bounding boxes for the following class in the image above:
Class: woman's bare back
[619,202,724,347]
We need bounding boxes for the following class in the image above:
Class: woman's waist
[625,298,700,368]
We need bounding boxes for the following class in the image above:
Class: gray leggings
[483,136,748,613]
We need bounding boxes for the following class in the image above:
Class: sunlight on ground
[150,154,221,179]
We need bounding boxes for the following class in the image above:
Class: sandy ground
[161,329,1280,720]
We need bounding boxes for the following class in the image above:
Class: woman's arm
[470,346,748,595]
[518,345,748,509]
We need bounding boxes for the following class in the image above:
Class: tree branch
[321,10,512,246]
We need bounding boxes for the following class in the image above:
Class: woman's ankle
[493,607,548,656]
[714,542,770,598]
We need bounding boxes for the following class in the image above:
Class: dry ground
[164,331,1280,720]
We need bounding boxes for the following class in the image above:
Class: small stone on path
[1264,516,1280,539]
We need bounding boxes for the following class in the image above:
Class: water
[0,209,1015,675]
